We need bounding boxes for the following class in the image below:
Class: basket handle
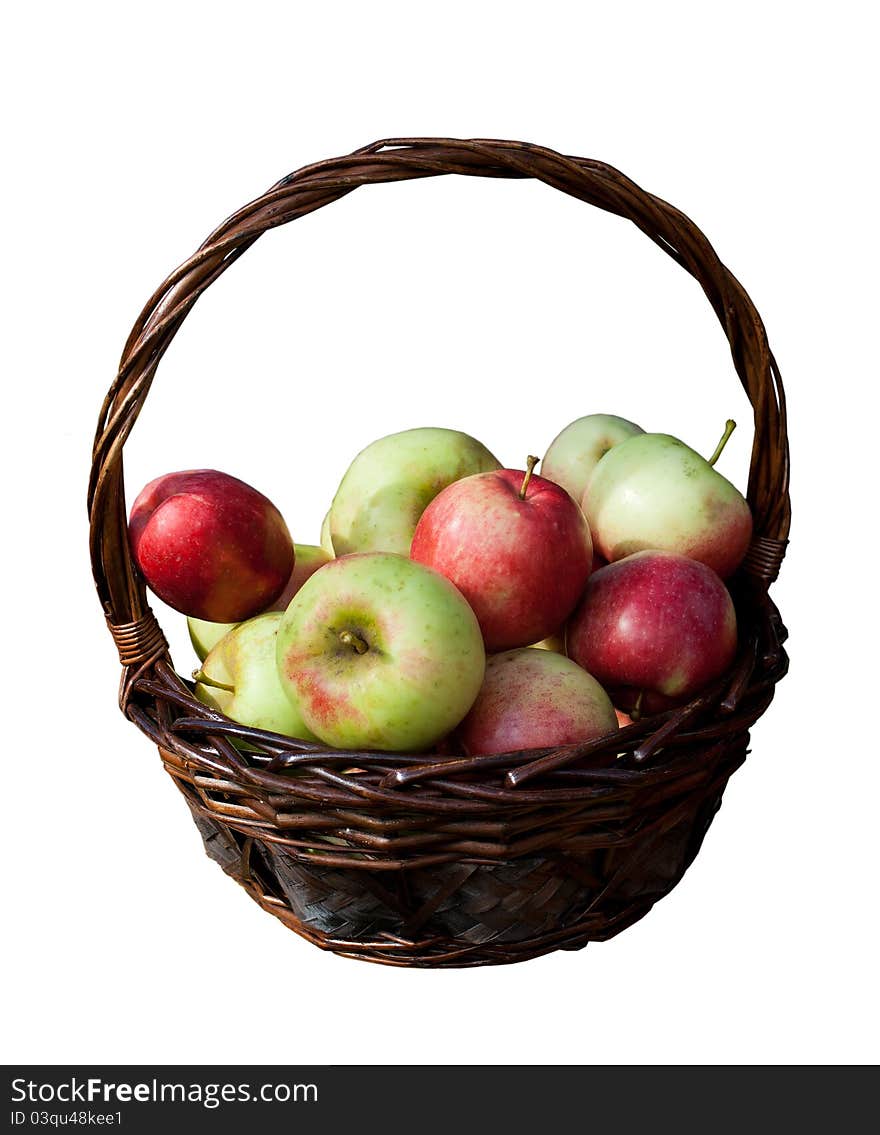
[89,137,790,666]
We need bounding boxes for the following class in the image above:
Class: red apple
[567,551,737,707]
[410,459,593,651]
[458,648,617,755]
[129,469,294,622]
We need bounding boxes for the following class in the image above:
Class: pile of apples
[128,414,751,756]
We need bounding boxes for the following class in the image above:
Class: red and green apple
[276,553,486,751]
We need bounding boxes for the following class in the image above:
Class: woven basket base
[181,771,730,968]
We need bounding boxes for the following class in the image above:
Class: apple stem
[339,630,369,655]
[631,690,645,721]
[192,669,235,693]
[707,419,737,466]
[519,455,540,500]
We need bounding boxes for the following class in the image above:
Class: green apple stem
[192,669,235,693]
[339,630,369,655]
[519,455,540,500]
[707,419,737,466]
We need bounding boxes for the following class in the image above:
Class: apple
[188,616,236,662]
[582,421,752,578]
[457,648,617,755]
[186,542,332,661]
[567,551,737,707]
[276,552,486,751]
[542,413,644,503]
[410,458,593,651]
[320,510,334,557]
[129,469,294,622]
[268,543,331,610]
[194,612,317,740]
[329,427,501,556]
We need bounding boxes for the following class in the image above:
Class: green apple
[268,543,331,611]
[320,510,334,557]
[187,542,331,660]
[188,615,236,662]
[194,612,317,740]
[328,427,501,556]
[583,421,753,579]
[542,413,644,503]
[276,553,486,751]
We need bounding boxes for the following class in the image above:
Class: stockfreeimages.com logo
[11,1078,318,1110]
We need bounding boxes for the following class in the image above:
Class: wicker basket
[89,138,790,967]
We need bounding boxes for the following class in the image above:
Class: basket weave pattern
[89,139,790,967]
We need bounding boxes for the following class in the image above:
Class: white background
[3,1,877,1066]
